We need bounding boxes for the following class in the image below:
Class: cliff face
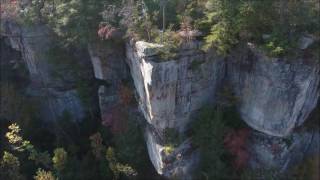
[227,46,320,171]
[126,41,225,177]
[3,18,318,178]
[2,21,85,122]
[126,41,225,132]
[228,46,320,137]
[124,40,319,178]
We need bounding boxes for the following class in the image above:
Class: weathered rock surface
[228,46,320,137]
[2,21,85,121]
[125,40,319,178]
[126,40,225,178]
[126,41,225,132]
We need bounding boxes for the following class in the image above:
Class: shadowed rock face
[228,47,320,137]
[88,42,128,84]
[249,129,320,171]
[2,21,85,122]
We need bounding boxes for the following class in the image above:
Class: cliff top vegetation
[1,0,319,58]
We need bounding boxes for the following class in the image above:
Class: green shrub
[192,107,233,179]
[154,26,181,60]
[202,0,319,56]
[263,31,298,57]
[162,127,182,155]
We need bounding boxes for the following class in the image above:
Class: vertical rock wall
[2,21,85,122]
[125,41,319,178]
[227,45,320,171]
[227,46,320,137]
[126,41,225,178]
[126,41,225,132]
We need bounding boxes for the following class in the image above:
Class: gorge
[1,0,319,179]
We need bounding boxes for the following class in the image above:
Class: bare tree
[159,0,168,43]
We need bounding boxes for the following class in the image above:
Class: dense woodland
[1,0,319,180]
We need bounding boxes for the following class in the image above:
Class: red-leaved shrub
[101,105,128,134]
[0,0,19,19]
[224,128,251,170]
[118,84,134,106]
[97,24,116,40]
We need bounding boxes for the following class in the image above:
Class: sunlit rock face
[228,46,320,137]
[126,40,225,178]
[126,41,225,132]
[2,21,85,121]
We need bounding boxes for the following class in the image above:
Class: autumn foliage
[97,24,117,40]
[0,0,19,19]
[102,105,128,134]
[224,128,251,170]
[118,84,134,106]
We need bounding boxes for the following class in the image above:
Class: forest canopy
[1,0,319,55]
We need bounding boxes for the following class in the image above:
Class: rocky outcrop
[249,129,320,171]
[126,41,225,132]
[228,45,320,137]
[1,21,85,121]
[145,126,199,178]
[125,40,319,178]
[126,40,225,178]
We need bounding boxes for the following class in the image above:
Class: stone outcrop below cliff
[1,21,85,122]
[249,129,320,171]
